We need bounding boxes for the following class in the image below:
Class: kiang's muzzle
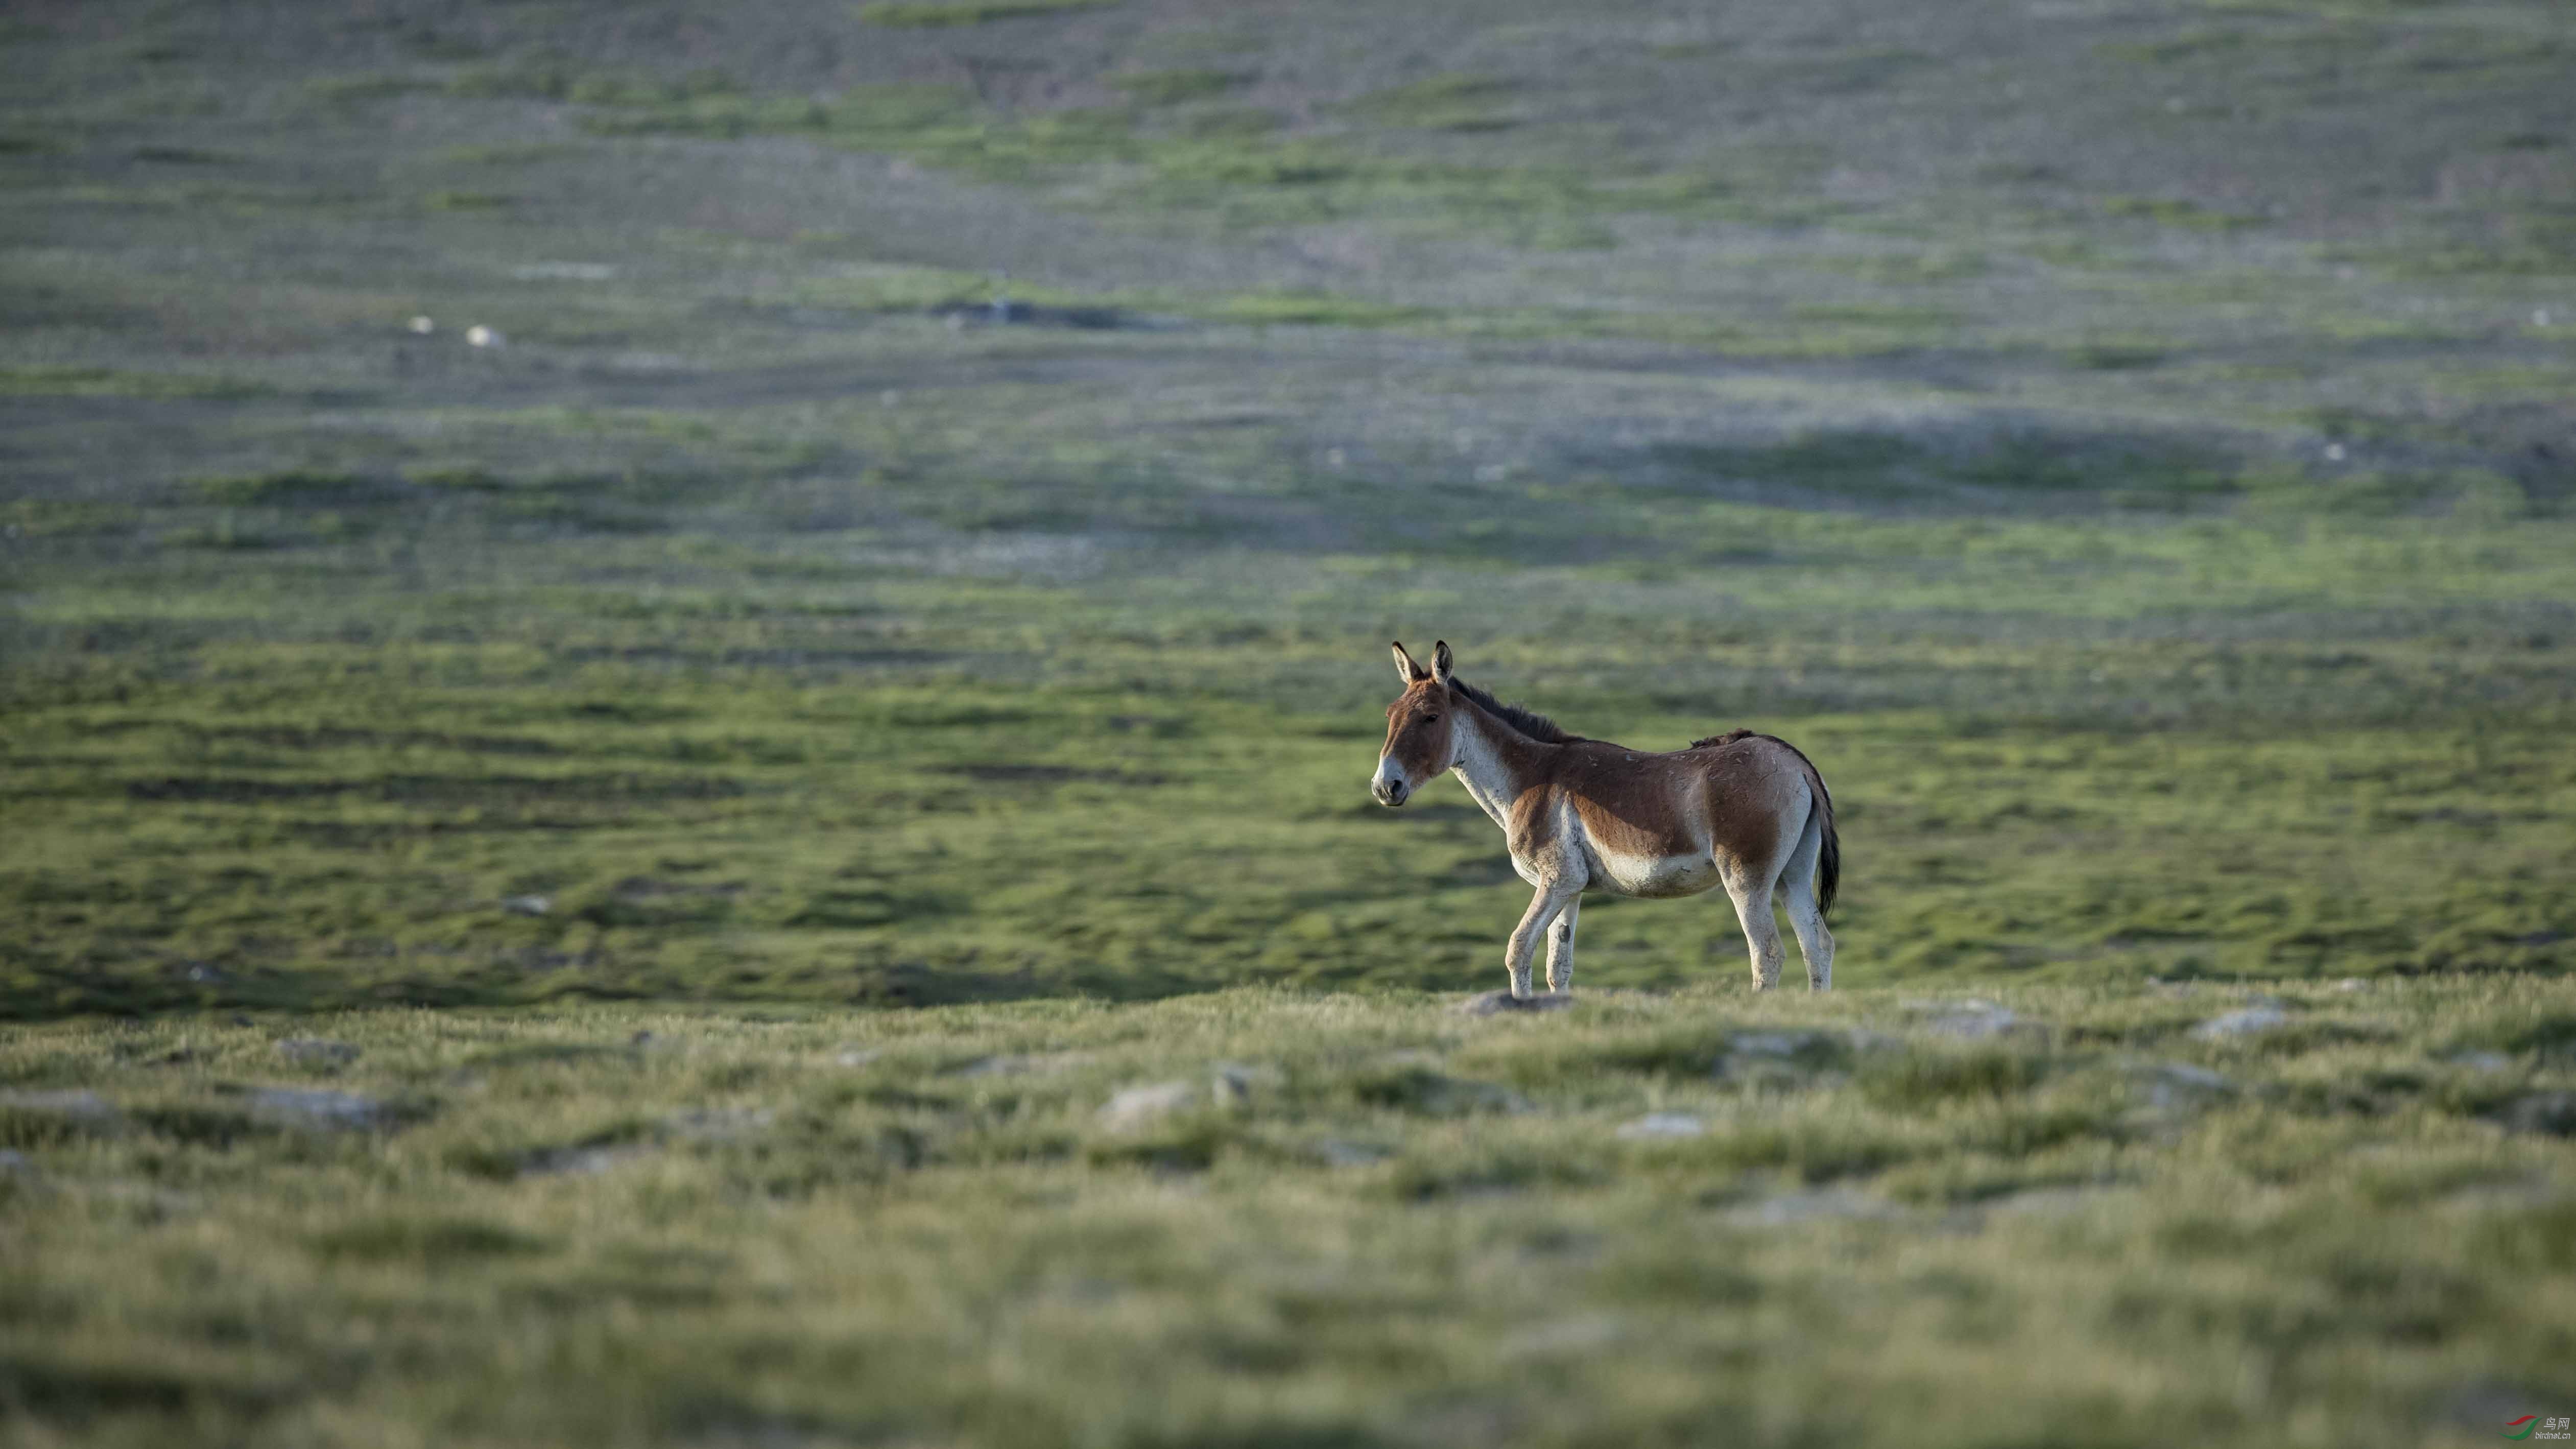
[1370,758,1411,807]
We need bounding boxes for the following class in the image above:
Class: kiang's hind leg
[1721,865,1787,991]
[1778,804,1834,991]
[1544,897,1580,994]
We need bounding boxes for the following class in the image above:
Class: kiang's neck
[1446,692,1549,827]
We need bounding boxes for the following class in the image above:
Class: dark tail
[1814,782,1840,919]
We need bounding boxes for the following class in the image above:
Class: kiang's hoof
[1456,989,1576,1017]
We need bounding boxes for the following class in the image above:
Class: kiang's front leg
[1504,880,1579,1000]
[1544,896,1580,994]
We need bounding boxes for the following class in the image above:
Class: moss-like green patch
[856,0,1117,27]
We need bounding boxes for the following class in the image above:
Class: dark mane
[1449,677,1584,744]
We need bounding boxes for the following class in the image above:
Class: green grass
[6,540,2570,1018]
[1107,69,1247,106]
[5,0,2575,1439]
[0,366,270,400]
[856,0,1118,27]
[1345,73,1523,132]
[4,978,2571,1446]
[560,78,1825,243]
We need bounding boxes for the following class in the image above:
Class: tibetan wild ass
[1372,640,1839,996]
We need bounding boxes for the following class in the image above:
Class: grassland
[3,0,2573,1441]
[7,979,2575,1447]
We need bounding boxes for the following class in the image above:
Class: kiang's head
[1372,639,1459,807]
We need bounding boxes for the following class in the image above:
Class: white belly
[1589,848,1721,899]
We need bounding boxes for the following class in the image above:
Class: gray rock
[953,1051,1094,1078]
[1315,1138,1394,1168]
[520,1145,649,1176]
[2446,1050,2514,1073]
[834,1047,885,1068]
[2435,1381,2556,1434]
[2331,977,2368,992]
[1457,989,1575,1017]
[1098,1080,1199,1131]
[1717,1030,1862,1086]
[1729,1031,1818,1058]
[1210,1061,1282,1106]
[665,1107,772,1142]
[2498,1091,2576,1138]
[275,1038,359,1066]
[245,1088,391,1130]
[1978,1185,2118,1217]
[502,894,550,917]
[0,1089,118,1124]
[2141,1062,2236,1111]
[1393,1073,1531,1117]
[1616,1112,1706,1141]
[2188,1006,2290,1040]
[1719,1188,1902,1227]
[1917,1000,2020,1039]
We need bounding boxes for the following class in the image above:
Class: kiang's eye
[1424,713,1439,722]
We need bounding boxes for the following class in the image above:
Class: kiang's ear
[1430,639,1455,684]
[1391,640,1429,683]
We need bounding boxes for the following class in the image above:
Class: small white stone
[2188,1005,2289,1040]
[1616,1112,1706,1140]
[2324,443,2347,462]
[407,315,435,335]
[246,1088,389,1130]
[1098,1080,1198,1131]
[465,324,504,348]
[276,1038,359,1065]
[502,894,550,916]
[1920,1000,2019,1038]
[2535,308,2553,328]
